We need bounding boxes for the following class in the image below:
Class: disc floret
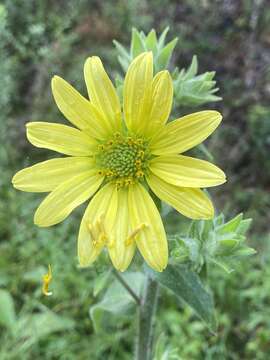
[95,133,149,187]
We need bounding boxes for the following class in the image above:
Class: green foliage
[1,0,270,359]
[170,213,255,274]
[114,27,178,73]
[90,272,144,332]
[114,28,220,107]
[173,56,221,106]
[0,290,16,335]
[146,264,216,332]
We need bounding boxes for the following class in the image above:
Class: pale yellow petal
[34,170,103,227]
[128,183,168,271]
[51,76,109,140]
[78,183,118,267]
[123,52,153,134]
[146,172,214,219]
[150,155,226,188]
[84,57,121,134]
[150,111,222,155]
[26,122,96,156]
[150,71,173,126]
[108,187,136,272]
[12,157,94,192]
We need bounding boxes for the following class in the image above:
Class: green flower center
[95,133,149,187]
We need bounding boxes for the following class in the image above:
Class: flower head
[12,52,226,272]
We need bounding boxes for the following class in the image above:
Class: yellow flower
[12,52,226,272]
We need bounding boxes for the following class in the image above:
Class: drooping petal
[12,157,94,192]
[78,183,118,267]
[84,56,121,134]
[108,187,136,272]
[128,183,168,272]
[123,52,153,134]
[150,155,226,188]
[150,111,222,155]
[146,172,214,219]
[51,76,109,140]
[26,122,96,156]
[34,170,103,227]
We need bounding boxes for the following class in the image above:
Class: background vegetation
[1,0,269,359]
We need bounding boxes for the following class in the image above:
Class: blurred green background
[1,0,270,359]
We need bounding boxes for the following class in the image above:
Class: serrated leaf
[146,264,217,332]
[0,289,16,334]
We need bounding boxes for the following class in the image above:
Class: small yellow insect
[42,264,53,296]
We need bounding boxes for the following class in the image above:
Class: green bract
[114,27,221,107]
[170,213,256,273]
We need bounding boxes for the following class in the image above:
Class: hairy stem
[135,275,159,360]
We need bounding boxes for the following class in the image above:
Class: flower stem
[112,269,141,306]
[135,275,159,360]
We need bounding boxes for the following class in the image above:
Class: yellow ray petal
[78,183,118,267]
[150,155,226,188]
[34,170,103,227]
[51,76,109,140]
[108,187,136,272]
[150,111,222,155]
[27,122,96,156]
[84,57,121,135]
[12,157,94,192]
[123,52,153,134]
[128,183,168,272]
[146,172,214,219]
[149,70,173,127]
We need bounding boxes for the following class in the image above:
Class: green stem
[135,275,159,360]
[112,269,141,306]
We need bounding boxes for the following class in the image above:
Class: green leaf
[113,40,130,61]
[185,55,198,79]
[131,28,145,57]
[93,270,111,296]
[217,213,243,234]
[0,289,16,334]
[14,311,74,352]
[90,272,144,332]
[145,29,158,52]
[157,26,169,50]
[156,38,178,71]
[237,218,252,235]
[146,264,217,332]
[210,258,234,274]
